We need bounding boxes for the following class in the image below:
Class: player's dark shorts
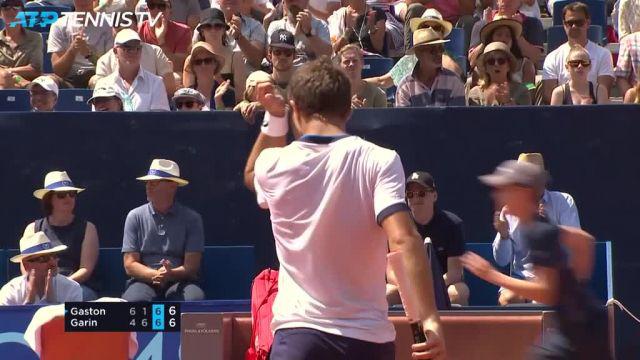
[269,327,395,360]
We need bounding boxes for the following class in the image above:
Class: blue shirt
[492,190,580,279]
[122,202,205,269]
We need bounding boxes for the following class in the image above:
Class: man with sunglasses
[388,171,469,306]
[92,18,175,96]
[94,29,170,111]
[396,27,465,107]
[172,87,206,111]
[266,29,296,88]
[541,2,614,104]
[48,0,114,88]
[0,232,82,305]
[139,0,192,72]
[0,0,43,83]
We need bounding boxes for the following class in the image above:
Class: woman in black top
[464,160,611,360]
[550,44,609,105]
[24,171,100,301]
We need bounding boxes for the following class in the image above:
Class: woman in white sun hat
[22,171,100,301]
[0,232,82,305]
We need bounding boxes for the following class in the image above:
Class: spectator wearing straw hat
[0,232,82,305]
[467,41,531,106]
[172,87,207,111]
[89,86,124,111]
[95,29,170,111]
[182,41,235,110]
[395,27,465,107]
[22,171,100,301]
[468,15,535,86]
[122,159,205,302]
[492,153,581,305]
[28,76,58,112]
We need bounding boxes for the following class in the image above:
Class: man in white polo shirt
[94,29,170,111]
[244,58,445,359]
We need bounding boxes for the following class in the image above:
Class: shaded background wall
[0,106,637,357]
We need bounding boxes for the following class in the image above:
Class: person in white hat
[94,29,170,112]
[0,232,82,305]
[121,159,205,302]
[23,171,100,301]
[89,86,124,111]
[395,27,465,107]
[172,88,206,112]
[29,76,58,112]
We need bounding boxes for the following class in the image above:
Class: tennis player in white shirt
[244,57,446,360]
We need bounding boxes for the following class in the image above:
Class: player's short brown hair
[287,56,351,119]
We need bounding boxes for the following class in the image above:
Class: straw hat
[480,15,523,45]
[477,42,518,76]
[409,8,453,37]
[136,159,189,186]
[517,153,545,169]
[33,171,85,200]
[188,42,225,74]
[407,27,450,55]
[10,232,67,263]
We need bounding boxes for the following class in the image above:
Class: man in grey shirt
[47,0,114,88]
[122,159,205,302]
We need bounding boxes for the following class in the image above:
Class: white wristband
[261,110,288,137]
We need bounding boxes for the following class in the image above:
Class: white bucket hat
[11,232,67,263]
[136,159,189,186]
[33,171,85,200]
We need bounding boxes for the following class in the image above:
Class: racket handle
[411,321,426,343]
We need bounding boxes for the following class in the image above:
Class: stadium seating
[361,56,394,79]
[55,88,93,111]
[546,24,604,53]
[0,89,30,111]
[552,0,606,29]
[444,27,465,59]
[42,32,53,74]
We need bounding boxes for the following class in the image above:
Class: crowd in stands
[0,0,638,115]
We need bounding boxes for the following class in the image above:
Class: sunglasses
[200,23,226,30]
[55,191,77,199]
[26,254,57,263]
[416,44,444,56]
[192,57,215,66]
[486,57,507,66]
[176,100,197,109]
[0,5,21,10]
[406,190,433,199]
[120,44,142,53]
[418,23,444,33]
[567,59,591,68]
[273,48,294,57]
[147,2,167,10]
[564,19,586,27]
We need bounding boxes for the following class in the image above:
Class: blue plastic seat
[552,0,606,29]
[444,27,465,59]
[55,89,92,111]
[0,89,30,111]
[546,24,603,53]
[361,56,394,79]
[41,32,53,74]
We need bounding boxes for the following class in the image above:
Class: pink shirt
[428,0,461,23]
[138,20,192,54]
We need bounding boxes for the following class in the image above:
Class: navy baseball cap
[269,29,295,49]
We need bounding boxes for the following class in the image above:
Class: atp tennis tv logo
[9,11,161,28]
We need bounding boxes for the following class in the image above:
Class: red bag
[245,269,279,360]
